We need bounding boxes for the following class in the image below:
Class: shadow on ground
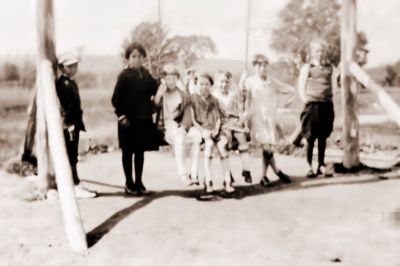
[85,167,400,247]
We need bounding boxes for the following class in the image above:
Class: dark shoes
[125,182,149,196]
[277,171,292,184]
[189,175,200,186]
[260,176,270,187]
[306,169,317,178]
[242,170,252,183]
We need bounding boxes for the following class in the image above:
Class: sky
[0,0,399,67]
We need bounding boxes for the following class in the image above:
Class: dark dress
[111,67,162,152]
[56,74,86,167]
[300,64,335,140]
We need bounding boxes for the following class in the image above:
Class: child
[212,71,252,183]
[56,52,97,198]
[240,54,293,186]
[297,40,335,178]
[191,73,235,193]
[154,64,202,185]
[111,42,163,195]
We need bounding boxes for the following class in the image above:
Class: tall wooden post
[341,0,359,169]
[36,0,88,252]
[244,0,251,70]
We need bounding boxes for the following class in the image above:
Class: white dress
[244,75,295,146]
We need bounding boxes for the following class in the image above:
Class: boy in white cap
[56,52,97,198]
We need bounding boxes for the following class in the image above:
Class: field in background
[0,56,399,165]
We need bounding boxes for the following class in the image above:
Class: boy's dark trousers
[63,129,81,185]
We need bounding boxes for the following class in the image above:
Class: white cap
[58,52,80,66]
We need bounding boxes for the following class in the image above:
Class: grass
[0,84,399,166]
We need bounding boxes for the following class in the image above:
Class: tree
[271,0,368,71]
[123,22,216,77]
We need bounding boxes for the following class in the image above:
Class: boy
[213,71,253,183]
[154,64,202,185]
[56,52,97,198]
[191,73,235,193]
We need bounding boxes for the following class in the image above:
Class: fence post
[341,0,359,169]
[36,0,88,252]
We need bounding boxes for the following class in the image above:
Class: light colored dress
[244,75,296,146]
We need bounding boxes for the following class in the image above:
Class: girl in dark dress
[297,40,336,178]
[111,42,161,195]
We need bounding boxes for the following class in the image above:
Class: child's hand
[119,117,130,128]
[67,125,76,141]
[158,82,168,95]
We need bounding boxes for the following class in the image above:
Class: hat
[58,52,79,66]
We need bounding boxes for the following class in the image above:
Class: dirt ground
[1,151,400,266]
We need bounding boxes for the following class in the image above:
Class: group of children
[55,39,337,198]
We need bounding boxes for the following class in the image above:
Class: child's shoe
[204,180,213,193]
[317,164,333,178]
[277,171,292,184]
[74,184,97,198]
[260,176,270,187]
[189,175,200,186]
[306,168,317,178]
[242,170,252,183]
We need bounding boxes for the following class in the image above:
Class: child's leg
[134,151,145,191]
[306,137,317,177]
[262,146,292,184]
[186,127,202,181]
[217,136,232,186]
[172,128,187,178]
[122,148,134,188]
[290,123,303,147]
[203,138,214,186]
[317,137,327,167]
[306,137,316,169]
[235,132,251,171]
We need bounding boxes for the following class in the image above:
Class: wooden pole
[36,0,87,252]
[341,0,359,169]
[350,62,400,127]
[244,0,251,70]
[35,77,49,196]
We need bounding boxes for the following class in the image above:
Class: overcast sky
[0,0,399,66]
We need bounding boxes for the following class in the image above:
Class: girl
[297,40,335,178]
[56,52,97,198]
[111,42,162,195]
[240,54,294,186]
[212,71,252,183]
[154,64,202,185]
[191,73,235,193]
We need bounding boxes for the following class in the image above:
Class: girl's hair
[194,72,214,86]
[124,42,147,59]
[252,54,270,66]
[308,39,330,65]
[214,70,231,80]
[161,64,180,78]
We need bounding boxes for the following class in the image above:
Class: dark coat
[56,75,86,131]
[111,67,162,152]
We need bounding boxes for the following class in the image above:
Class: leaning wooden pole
[350,62,400,127]
[341,0,359,169]
[36,0,88,252]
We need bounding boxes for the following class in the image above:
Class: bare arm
[298,64,309,103]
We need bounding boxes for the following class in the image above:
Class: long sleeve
[56,80,73,126]
[111,72,126,118]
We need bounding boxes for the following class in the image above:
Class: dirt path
[1,151,400,266]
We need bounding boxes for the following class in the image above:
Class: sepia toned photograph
[0,0,400,265]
